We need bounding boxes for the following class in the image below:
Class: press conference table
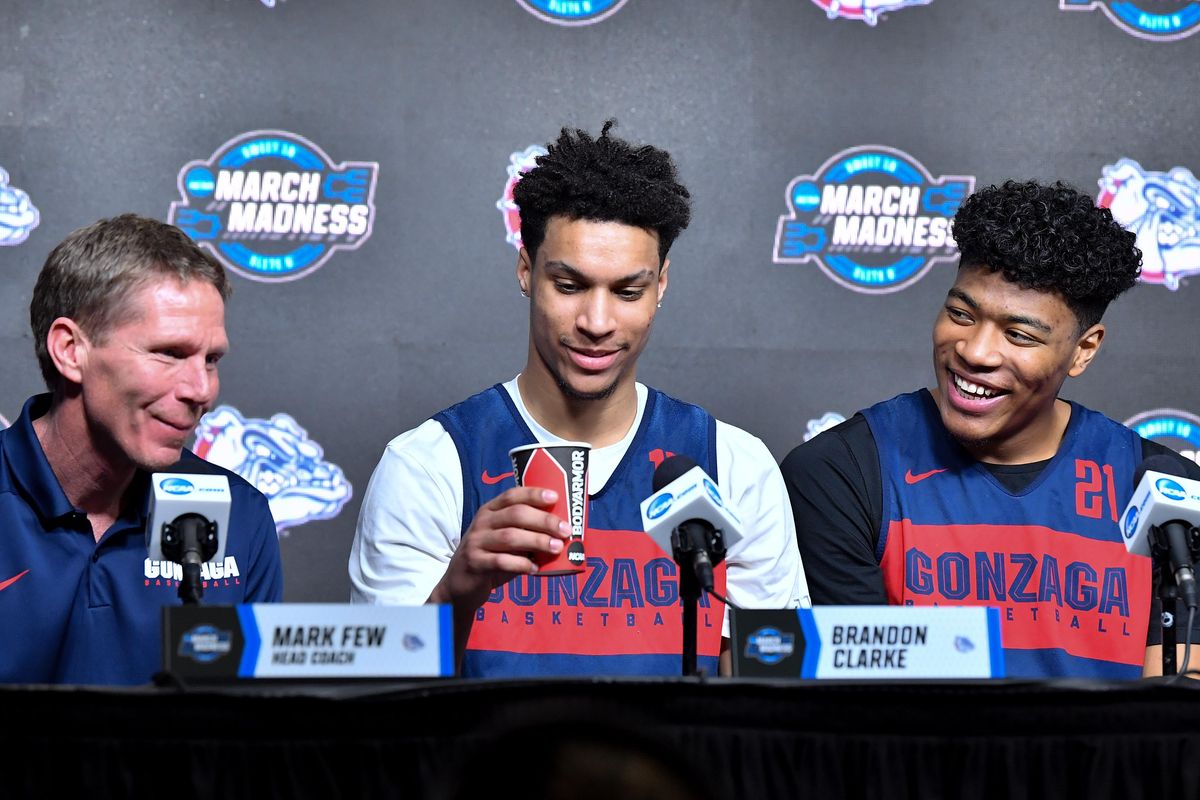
[5,676,1200,799]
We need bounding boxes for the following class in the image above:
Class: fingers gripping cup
[508,442,590,576]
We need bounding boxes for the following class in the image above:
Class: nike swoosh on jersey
[904,468,947,485]
[0,569,30,592]
[481,470,515,485]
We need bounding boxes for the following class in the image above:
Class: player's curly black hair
[951,180,1141,330]
[513,119,691,266]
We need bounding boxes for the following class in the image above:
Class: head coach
[0,214,283,685]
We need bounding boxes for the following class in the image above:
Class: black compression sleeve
[781,415,886,604]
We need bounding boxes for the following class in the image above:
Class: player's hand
[430,486,570,612]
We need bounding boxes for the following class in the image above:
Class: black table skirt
[5,677,1200,799]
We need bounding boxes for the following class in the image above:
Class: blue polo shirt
[0,394,283,685]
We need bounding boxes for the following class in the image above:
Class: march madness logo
[811,0,934,25]
[497,145,548,249]
[1098,159,1199,291]
[1125,409,1200,465]
[774,146,975,293]
[0,166,39,246]
[169,130,378,282]
[516,0,629,26]
[192,405,352,533]
[1061,1,1200,41]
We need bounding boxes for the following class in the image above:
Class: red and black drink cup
[508,442,590,576]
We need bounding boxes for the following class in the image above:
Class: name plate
[731,606,1004,679]
[162,604,454,679]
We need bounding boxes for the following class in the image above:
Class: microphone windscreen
[1134,454,1190,486]
[652,454,699,492]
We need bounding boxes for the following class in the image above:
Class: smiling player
[782,180,1200,678]
[350,121,807,677]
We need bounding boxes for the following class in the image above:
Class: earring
[656,301,662,308]
[520,286,529,298]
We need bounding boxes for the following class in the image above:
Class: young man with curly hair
[350,122,808,677]
[782,180,1200,678]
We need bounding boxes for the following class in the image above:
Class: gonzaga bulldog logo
[811,0,934,25]
[1061,1,1200,41]
[516,0,629,26]
[1098,159,1200,291]
[497,145,548,249]
[774,146,975,293]
[804,412,846,442]
[193,405,352,533]
[1125,409,1200,465]
[0,166,39,246]
[169,130,378,282]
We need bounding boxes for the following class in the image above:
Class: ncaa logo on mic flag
[1156,478,1187,502]
[647,492,673,520]
[1123,505,1140,539]
[497,145,547,249]
[1060,1,1200,41]
[774,146,974,294]
[169,130,378,282]
[516,0,630,26]
[1125,409,1200,465]
[160,477,196,495]
[1098,160,1200,291]
[810,0,934,25]
[192,405,352,534]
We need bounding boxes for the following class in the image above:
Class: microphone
[640,455,743,591]
[1120,455,1200,610]
[147,472,232,604]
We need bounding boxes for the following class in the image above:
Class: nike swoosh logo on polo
[0,569,30,592]
[481,470,515,485]
[905,468,947,485]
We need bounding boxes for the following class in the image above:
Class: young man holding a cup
[350,122,807,677]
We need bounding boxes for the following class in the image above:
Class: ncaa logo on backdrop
[1125,409,1200,465]
[774,146,974,293]
[516,0,629,26]
[192,405,353,534]
[1061,1,1200,41]
[1098,159,1200,291]
[169,130,378,282]
[811,0,933,25]
[497,145,548,249]
[0,166,39,246]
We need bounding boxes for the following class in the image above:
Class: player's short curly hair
[513,120,691,266]
[951,180,1141,331]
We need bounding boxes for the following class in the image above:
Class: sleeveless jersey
[434,384,724,677]
[863,390,1150,678]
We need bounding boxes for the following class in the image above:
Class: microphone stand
[1152,557,1178,677]
[161,513,219,605]
[671,523,727,678]
[1151,523,1200,676]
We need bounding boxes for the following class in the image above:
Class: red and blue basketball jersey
[863,391,1150,678]
[435,384,724,677]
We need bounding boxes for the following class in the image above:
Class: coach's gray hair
[30,213,231,390]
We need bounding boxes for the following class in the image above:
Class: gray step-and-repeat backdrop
[1,0,1197,601]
